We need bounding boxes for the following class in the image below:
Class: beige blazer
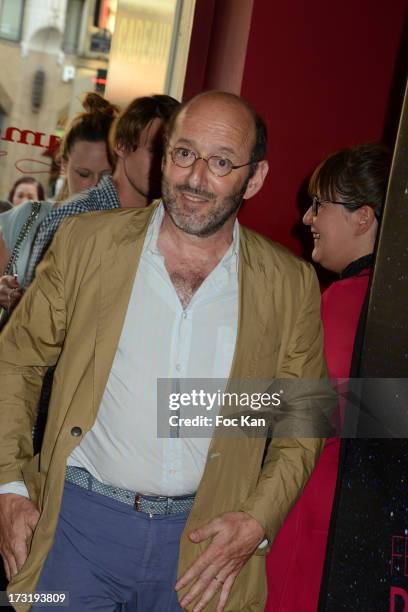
[0,203,331,611]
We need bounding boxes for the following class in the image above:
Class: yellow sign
[106,0,178,106]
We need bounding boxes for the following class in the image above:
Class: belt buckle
[134,494,142,512]
[134,493,170,516]
[134,494,158,517]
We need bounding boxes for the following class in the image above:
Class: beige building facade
[0,0,194,201]
[0,0,116,199]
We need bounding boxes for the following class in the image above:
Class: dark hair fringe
[309,143,391,219]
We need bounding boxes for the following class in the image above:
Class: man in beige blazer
[0,91,331,611]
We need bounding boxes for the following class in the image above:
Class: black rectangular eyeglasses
[311,195,363,216]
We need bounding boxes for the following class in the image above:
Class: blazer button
[70,426,82,437]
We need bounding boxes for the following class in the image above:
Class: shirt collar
[144,202,164,255]
[340,254,373,279]
[98,175,121,208]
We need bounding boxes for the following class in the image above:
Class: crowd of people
[0,88,390,612]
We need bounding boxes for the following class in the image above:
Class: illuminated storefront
[0,0,194,199]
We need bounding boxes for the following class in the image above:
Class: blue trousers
[34,481,187,611]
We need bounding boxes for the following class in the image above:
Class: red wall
[184,0,407,258]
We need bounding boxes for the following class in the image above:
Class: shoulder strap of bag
[4,201,42,275]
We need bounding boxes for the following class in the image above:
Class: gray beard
[161,177,249,237]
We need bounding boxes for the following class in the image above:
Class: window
[0,0,24,42]
[63,0,85,54]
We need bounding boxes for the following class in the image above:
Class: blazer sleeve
[239,264,334,544]
[0,228,67,484]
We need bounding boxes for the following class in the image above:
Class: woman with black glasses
[265,143,391,612]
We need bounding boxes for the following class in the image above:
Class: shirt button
[70,426,82,437]
[182,312,187,319]
[175,364,181,372]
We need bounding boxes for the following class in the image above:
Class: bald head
[181,91,254,121]
[161,89,269,239]
[165,91,267,168]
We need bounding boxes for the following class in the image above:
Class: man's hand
[176,511,265,612]
[0,275,23,310]
[0,494,39,581]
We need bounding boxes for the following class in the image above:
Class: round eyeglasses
[168,146,254,177]
[311,195,362,217]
